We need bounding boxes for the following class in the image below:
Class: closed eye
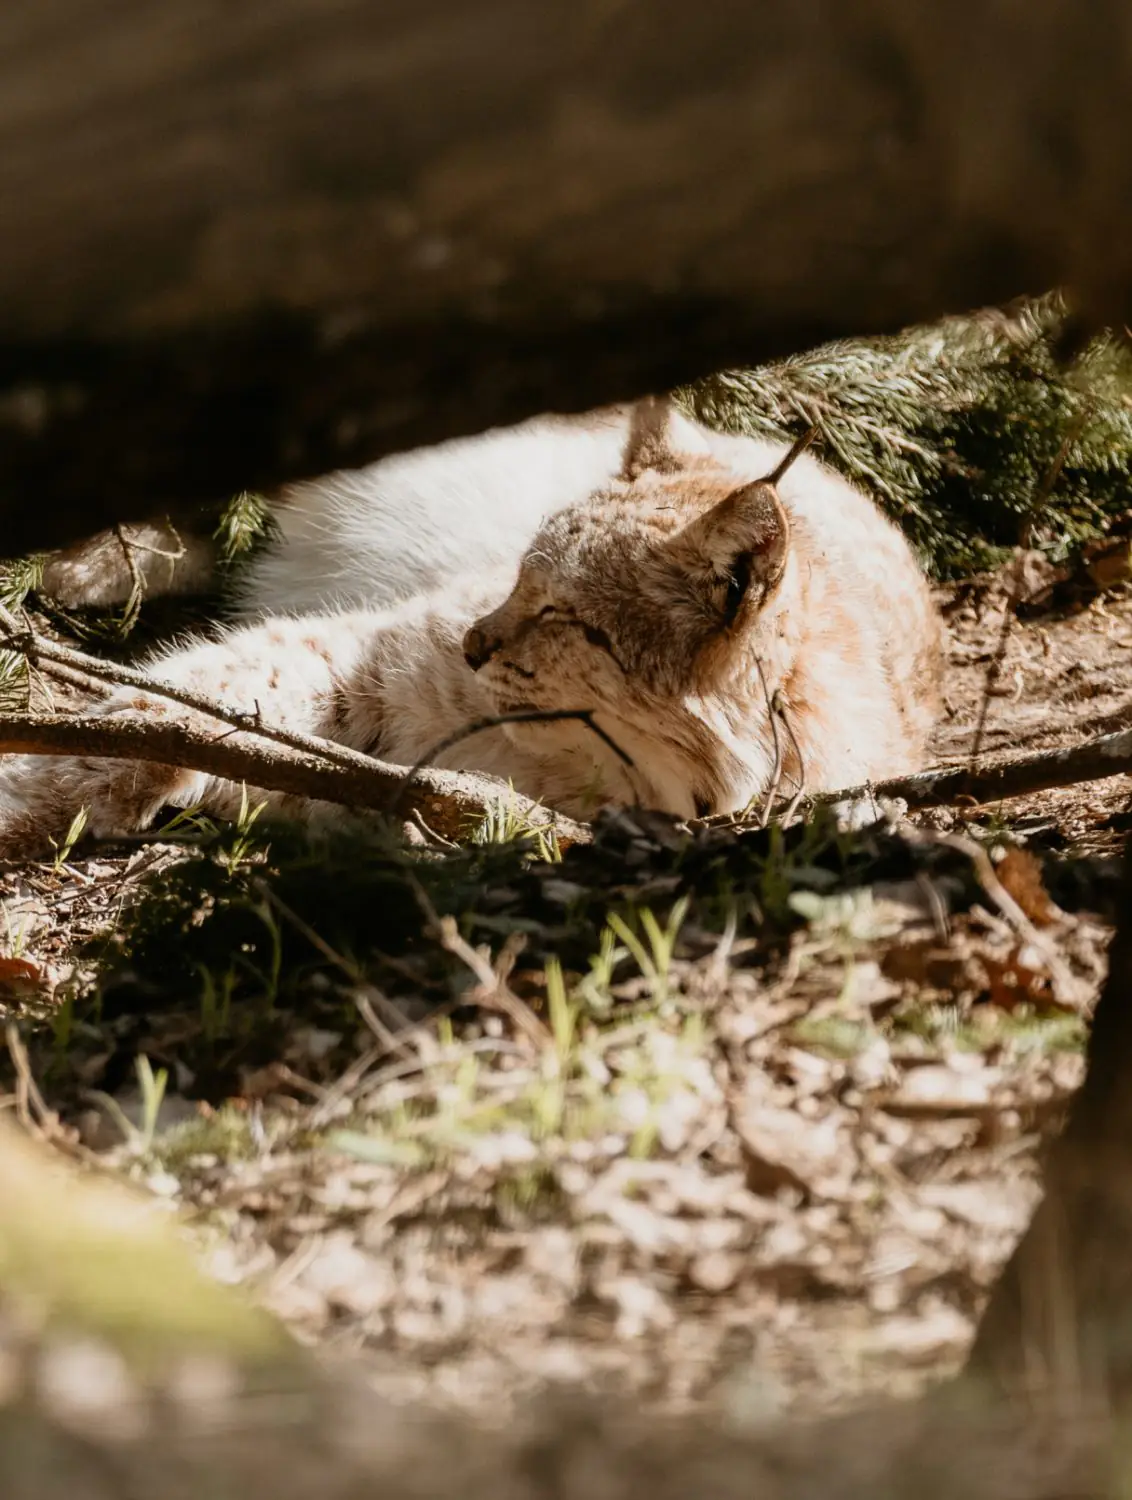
[579,621,614,654]
[576,619,627,673]
[534,604,625,670]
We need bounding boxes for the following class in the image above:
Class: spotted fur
[0,400,942,854]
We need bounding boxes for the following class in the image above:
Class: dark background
[4,0,1132,554]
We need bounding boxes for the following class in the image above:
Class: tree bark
[968,858,1132,1401]
[4,0,1132,553]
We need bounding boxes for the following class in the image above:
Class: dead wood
[827,726,1132,813]
[0,713,585,848]
[7,1,1132,552]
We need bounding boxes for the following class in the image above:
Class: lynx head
[461,398,798,819]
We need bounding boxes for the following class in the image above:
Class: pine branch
[214,489,277,568]
[682,293,1132,578]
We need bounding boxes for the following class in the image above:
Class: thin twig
[765,423,820,485]
[968,404,1092,769]
[967,552,1027,772]
[436,916,549,1046]
[407,807,459,849]
[257,881,420,1061]
[406,873,549,1046]
[775,694,808,823]
[113,522,146,614]
[752,672,807,828]
[753,655,784,829]
[391,707,634,818]
[117,522,188,564]
[5,1022,54,1138]
[904,827,1085,1009]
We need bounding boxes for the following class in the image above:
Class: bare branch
[0,713,588,846]
[825,725,1132,813]
[0,608,386,782]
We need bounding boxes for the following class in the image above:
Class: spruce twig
[682,294,1132,577]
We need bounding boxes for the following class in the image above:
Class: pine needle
[681,293,1132,577]
[214,490,278,569]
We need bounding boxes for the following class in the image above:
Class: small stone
[303,1233,394,1317]
[38,1338,146,1441]
[688,1250,741,1294]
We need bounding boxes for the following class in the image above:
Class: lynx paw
[0,753,199,861]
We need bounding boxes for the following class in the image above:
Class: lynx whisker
[391,708,635,818]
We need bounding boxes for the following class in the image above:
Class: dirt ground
[0,565,1128,1425]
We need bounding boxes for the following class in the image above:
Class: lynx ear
[675,480,790,626]
[620,396,711,481]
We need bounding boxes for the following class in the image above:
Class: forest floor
[0,557,1128,1428]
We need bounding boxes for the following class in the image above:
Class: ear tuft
[621,396,711,481]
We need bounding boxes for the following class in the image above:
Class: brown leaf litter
[0,564,1126,1424]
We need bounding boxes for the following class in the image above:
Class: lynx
[0,399,942,856]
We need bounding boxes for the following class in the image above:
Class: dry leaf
[1085,534,1132,589]
[0,954,46,991]
[981,944,1054,1011]
[993,847,1059,927]
[882,939,973,990]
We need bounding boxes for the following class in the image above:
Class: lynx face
[462,461,792,819]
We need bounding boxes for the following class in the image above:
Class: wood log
[4,0,1132,553]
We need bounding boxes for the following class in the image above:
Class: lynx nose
[463,624,501,672]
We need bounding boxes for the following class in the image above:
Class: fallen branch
[11,617,634,803]
[0,612,589,845]
[826,724,1132,812]
[12,617,1125,835]
[0,714,588,846]
[0,609,390,781]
